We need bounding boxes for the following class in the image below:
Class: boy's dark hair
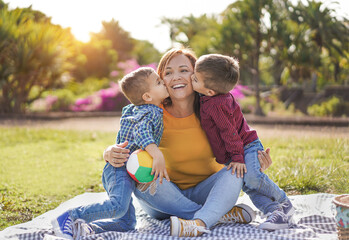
[195,54,240,94]
[119,67,155,105]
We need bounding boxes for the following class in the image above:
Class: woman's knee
[220,168,243,187]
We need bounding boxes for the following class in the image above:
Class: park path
[0,116,348,138]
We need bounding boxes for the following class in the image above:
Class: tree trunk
[253,20,265,116]
[311,72,317,92]
[272,58,284,86]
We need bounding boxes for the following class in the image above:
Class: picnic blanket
[0,192,339,240]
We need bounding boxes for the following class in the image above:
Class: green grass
[261,135,349,194]
[0,127,348,230]
[0,127,115,230]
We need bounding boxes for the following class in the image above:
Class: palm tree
[0,6,75,113]
[217,0,274,116]
[289,0,349,87]
[161,14,219,55]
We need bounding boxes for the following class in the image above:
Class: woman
[104,48,272,237]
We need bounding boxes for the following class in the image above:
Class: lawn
[0,127,348,230]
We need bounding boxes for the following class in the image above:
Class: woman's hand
[104,141,130,167]
[258,148,272,172]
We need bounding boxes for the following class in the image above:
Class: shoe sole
[258,222,289,231]
[236,203,256,223]
[286,206,295,217]
[51,218,73,239]
[170,216,180,236]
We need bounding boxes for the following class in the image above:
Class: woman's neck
[165,96,195,118]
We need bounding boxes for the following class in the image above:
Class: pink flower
[230,85,248,100]
[110,70,119,77]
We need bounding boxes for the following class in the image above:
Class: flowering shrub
[30,95,58,112]
[116,59,157,75]
[230,85,249,100]
[72,59,158,112]
[71,82,130,112]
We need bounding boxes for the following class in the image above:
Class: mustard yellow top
[159,106,223,190]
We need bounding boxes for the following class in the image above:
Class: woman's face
[162,54,195,101]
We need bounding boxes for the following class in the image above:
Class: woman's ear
[142,92,152,103]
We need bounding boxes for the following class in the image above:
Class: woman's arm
[258,148,272,172]
[103,141,130,167]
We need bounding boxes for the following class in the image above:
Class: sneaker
[73,219,95,240]
[51,211,73,239]
[280,199,295,216]
[219,203,256,224]
[170,216,211,237]
[258,210,289,231]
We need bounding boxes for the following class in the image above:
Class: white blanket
[0,193,339,240]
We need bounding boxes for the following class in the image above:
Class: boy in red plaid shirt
[191,54,294,231]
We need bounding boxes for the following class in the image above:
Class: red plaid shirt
[200,93,258,164]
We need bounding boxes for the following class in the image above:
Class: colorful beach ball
[126,149,154,183]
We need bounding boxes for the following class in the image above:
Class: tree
[132,39,161,65]
[161,14,219,56]
[0,6,75,113]
[289,0,349,88]
[78,39,118,79]
[91,19,134,61]
[217,0,274,116]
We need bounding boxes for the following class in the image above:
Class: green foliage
[77,39,118,80]
[162,0,348,92]
[0,127,115,230]
[28,77,111,112]
[48,89,76,111]
[132,39,161,65]
[307,96,347,117]
[161,14,220,56]
[91,19,134,61]
[239,96,255,114]
[65,77,111,97]
[239,92,303,117]
[0,6,76,113]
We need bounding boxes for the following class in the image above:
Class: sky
[7,0,349,52]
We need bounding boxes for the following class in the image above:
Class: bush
[307,96,347,117]
[239,96,255,114]
[71,82,129,112]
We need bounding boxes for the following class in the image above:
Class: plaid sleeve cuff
[138,136,155,150]
[231,154,245,164]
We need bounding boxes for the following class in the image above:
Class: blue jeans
[70,163,136,233]
[242,139,288,214]
[134,166,243,228]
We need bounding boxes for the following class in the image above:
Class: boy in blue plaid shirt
[52,67,170,239]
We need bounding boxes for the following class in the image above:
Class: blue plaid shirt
[116,104,164,154]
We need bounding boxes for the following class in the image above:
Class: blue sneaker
[51,211,73,239]
[73,219,95,239]
[280,199,295,217]
[258,210,289,231]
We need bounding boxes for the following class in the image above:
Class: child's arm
[205,103,245,164]
[145,143,170,184]
[227,162,247,178]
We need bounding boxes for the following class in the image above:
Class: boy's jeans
[134,166,243,228]
[243,139,288,214]
[70,163,136,233]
